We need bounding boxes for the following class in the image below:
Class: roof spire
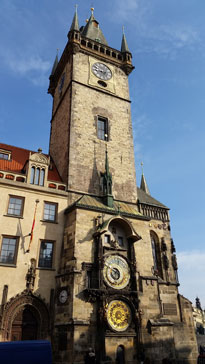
[121,26,131,53]
[69,4,79,32]
[81,8,108,45]
[140,162,150,195]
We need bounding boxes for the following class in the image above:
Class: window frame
[0,235,19,266]
[38,240,54,269]
[7,195,25,217]
[151,233,163,279]
[97,116,108,141]
[0,149,11,160]
[30,166,45,186]
[43,201,58,223]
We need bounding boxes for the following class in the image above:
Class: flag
[26,200,39,253]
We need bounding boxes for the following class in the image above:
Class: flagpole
[26,199,39,253]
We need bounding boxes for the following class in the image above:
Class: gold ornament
[107,300,131,332]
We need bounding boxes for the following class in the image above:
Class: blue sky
[1,0,205,307]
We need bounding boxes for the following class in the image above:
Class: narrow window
[97,117,108,141]
[30,166,35,184]
[30,167,45,186]
[34,168,40,185]
[43,202,57,222]
[7,196,24,217]
[38,241,54,268]
[151,237,158,271]
[0,237,18,265]
[151,234,163,278]
[39,168,45,186]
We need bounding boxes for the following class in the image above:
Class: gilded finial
[86,19,89,23]
[91,7,94,14]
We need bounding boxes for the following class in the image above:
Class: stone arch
[1,290,50,341]
[106,216,141,243]
[116,344,125,364]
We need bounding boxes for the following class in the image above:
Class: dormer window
[0,150,11,160]
[28,150,49,188]
[30,167,45,186]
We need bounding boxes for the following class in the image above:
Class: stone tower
[48,7,137,203]
[48,8,198,364]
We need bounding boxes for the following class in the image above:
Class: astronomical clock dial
[92,62,112,80]
[107,300,132,332]
[103,255,130,289]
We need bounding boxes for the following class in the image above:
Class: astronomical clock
[83,216,141,356]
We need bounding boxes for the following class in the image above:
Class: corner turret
[121,28,131,53]
[140,162,150,195]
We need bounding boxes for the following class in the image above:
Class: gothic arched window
[151,233,163,279]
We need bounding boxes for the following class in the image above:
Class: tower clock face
[107,300,132,332]
[92,62,112,80]
[103,255,130,289]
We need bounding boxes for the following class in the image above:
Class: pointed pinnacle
[50,54,58,76]
[121,30,130,53]
[140,166,150,195]
[69,5,79,32]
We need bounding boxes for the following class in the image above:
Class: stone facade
[0,8,198,364]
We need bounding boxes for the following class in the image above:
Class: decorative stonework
[29,152,49,165]
[1,290,50,341]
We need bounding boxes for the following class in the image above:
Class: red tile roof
[0,143,63,183]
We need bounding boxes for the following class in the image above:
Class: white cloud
[177,251,205,309]
[112,0,150,29]
[112,0,200,59]
[8,56,50,75]
[0,1,52,86]
[1,52,51,86]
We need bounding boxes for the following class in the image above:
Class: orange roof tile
[0,143,63,183]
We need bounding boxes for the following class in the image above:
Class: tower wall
[49,51,137,202]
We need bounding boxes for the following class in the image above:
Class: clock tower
[48,8,198,364]
[48,7,137,204]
